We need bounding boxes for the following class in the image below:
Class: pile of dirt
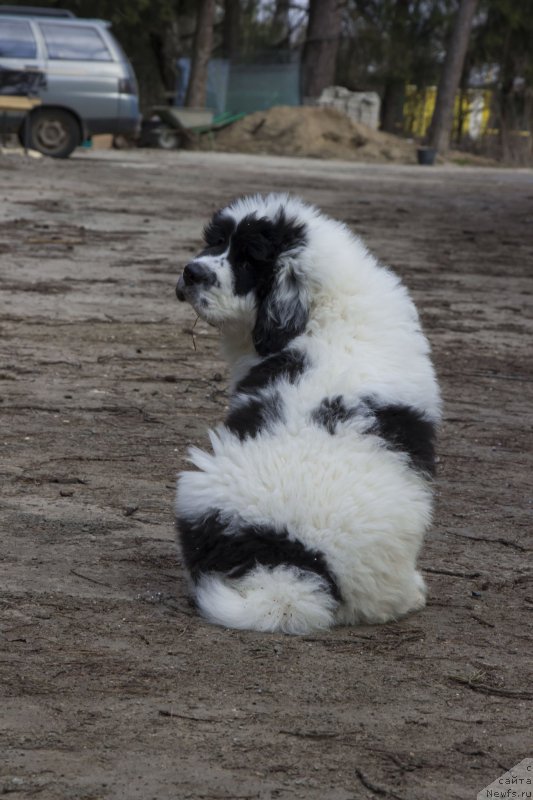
[200,105,417,163]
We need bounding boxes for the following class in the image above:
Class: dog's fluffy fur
[175,194,441,634]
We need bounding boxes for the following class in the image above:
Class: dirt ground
[1,149,532,800]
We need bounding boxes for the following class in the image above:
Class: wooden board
[0,96,41,112]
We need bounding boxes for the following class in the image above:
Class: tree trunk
[380,0,410,134]
[185,0,216,108]
[272,0,291,47]
[428,0,479,153]
[149,18,181,104]
[301,0,344,101]
[498,24,515,162]
[381,79,406,134]
[222,0,241,61]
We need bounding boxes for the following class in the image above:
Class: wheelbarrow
[143,107,246,150]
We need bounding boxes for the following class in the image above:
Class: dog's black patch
[229,211,307,298]
[202,211,236,256]
[312,395,356,434]
[236,350,307,394]
[369,403,436,476]
[225,392,283,440]
[177,512,341,602]
[230,211,309,354]
[311,395,436,475]
[252,285,309,356]
[225,351,306,440]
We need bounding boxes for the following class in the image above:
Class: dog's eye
[205,234,226,248]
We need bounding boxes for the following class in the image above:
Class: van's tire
[23,109,80,158]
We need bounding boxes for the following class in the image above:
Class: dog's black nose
[183,261,212,287]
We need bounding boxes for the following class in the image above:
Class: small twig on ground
[371,748,419,773]
[354,768,406,800]
[447,530,528,552]
[449,676,533,700]
[69,569,112,588]
[471,614,495,628]
[279,729,341,740]
[423,567,481,578]
[158,709,222,722]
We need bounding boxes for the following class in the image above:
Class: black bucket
[417,147,437,166]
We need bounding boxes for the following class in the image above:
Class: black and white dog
[175,194,440,634]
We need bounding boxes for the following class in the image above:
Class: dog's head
[176,195,310,356]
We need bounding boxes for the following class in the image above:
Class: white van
[0,7,140,157]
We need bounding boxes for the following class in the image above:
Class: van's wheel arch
[20,108,81,158]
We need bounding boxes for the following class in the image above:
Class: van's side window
[0,20,37,59]
[40,23,112,62]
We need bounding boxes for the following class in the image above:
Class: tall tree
[428,0,479,151]
[185,0,216,107]
[470,0,533,160]
[222,0,241,60]
[301,0,344,100]
[380,0,411,133]
[337,0,455,132]
[272,0,291,47]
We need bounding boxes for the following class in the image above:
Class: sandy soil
[195,106,497,168]
[1,149,532,800]
[198,106,417,163]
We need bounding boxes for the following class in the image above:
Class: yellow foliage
[404,85,492,139]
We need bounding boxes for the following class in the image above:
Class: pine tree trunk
[381,79,406,134]
[272,0,291,47]
[498,25,514,162]
[301,0,344,101]
[185,0,216,108]
[428,0,479,152]
[222,0,241,61]
[380,0,409,134]
[149,18,181,101]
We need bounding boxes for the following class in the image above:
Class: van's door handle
[25,66,40,72]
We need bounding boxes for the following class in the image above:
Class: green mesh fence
[178,58,301,115]
[224,62,300,114]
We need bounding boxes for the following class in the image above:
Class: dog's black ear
[252,267,309,356]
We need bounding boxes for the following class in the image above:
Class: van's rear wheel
[24,109,80,158]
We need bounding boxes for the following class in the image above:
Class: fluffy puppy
[175,194,441,635]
